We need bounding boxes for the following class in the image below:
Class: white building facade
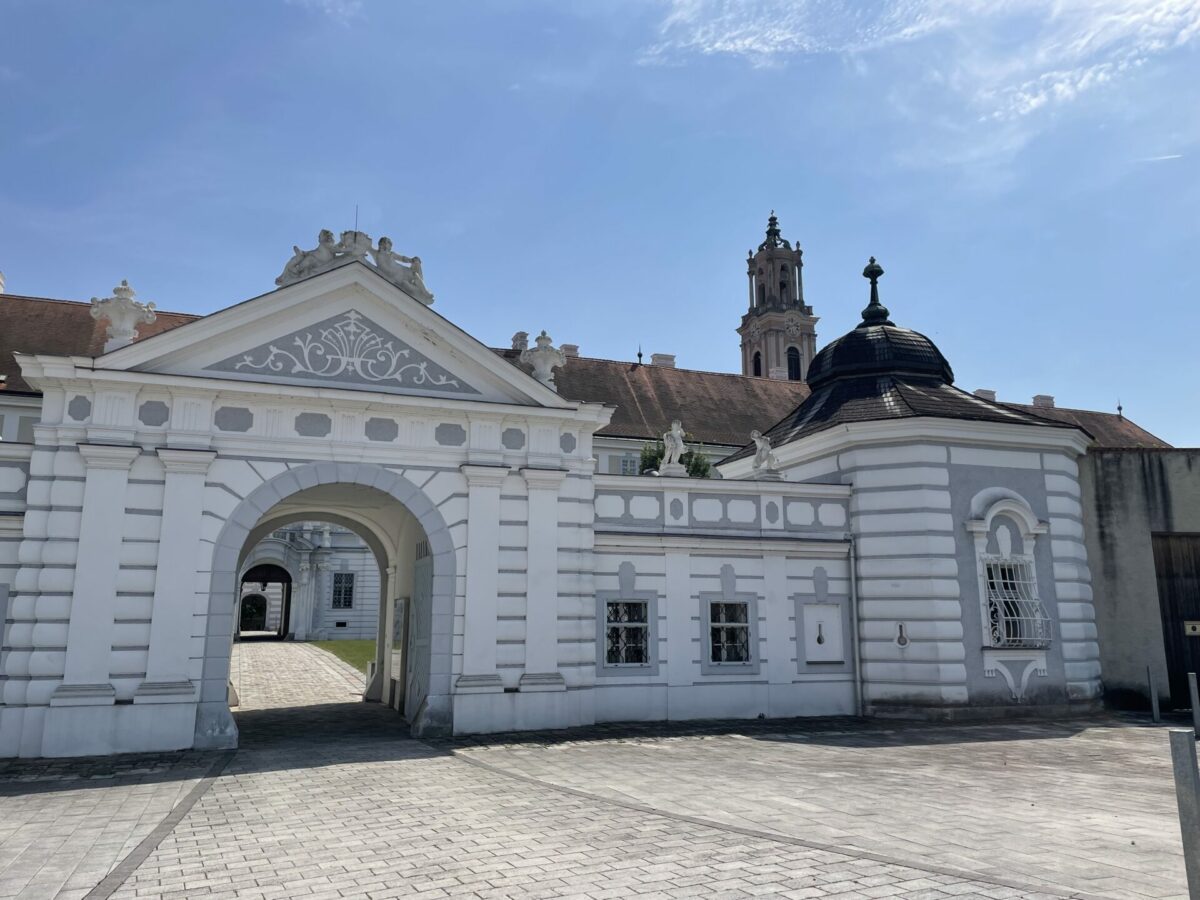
[0,226,1110,758]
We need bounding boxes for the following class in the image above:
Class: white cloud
[644,0,1200,120]
[286,0,363,24]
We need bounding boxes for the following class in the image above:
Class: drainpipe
[848,534,864,718]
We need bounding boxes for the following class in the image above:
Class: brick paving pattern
[0,641,1188,899]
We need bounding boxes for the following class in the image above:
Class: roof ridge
[1001,400,1126,418]
[0,293,200,319]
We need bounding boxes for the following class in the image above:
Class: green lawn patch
[310,639,376,673]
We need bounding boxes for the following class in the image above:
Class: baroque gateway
[0,218,1170,758]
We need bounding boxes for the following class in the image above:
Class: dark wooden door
[1153,534,1200,708]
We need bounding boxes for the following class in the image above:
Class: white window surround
[332,571,355,609]
[596,561,660,676]
[699,564,761,675]
[966,495,1051,651]
[619,456,640,476]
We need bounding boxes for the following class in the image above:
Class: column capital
[460,463,510,488]
[157,447,217,475]
[520,467,568,491]
[77,443,140,470]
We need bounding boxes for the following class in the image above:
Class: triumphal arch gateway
[0,222,1123,757]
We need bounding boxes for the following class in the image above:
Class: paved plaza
[0,643,1189,899]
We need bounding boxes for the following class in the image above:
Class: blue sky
[2,0,1198,444]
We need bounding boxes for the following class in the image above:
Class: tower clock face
[749,323,762,340]
[785,316,802,336]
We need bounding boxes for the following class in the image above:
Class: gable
[96,262,570,408]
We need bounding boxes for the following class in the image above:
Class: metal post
[1170,730,1200,899]
[1150,666,1161,724]
[1190,673,1200,736]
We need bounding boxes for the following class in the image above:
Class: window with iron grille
[604,600,649,665]
[332,572,355,609]
[709,601,751,663]
[982,557,1050,649]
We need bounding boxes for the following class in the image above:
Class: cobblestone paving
[0,642,1188,899]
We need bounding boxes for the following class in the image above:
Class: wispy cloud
[644,1,1200,120]
[1139,153,1184,160]
[285,0,363,24]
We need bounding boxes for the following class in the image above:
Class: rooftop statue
[659,419,688,477]
[749,429,781,479]
[276,229,434,305]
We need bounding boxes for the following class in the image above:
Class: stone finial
[511,331,529,352]
[90,280,157,353]
[520,330,567,391]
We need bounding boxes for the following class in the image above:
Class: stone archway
[195,462,457,748]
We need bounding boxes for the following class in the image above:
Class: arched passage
[196,462,457,749]
[239,562,292,638]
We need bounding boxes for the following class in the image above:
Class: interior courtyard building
[0,216,1192,759]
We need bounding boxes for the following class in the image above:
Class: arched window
[757,282,765,305]
[786,346,801,381]
[752,352,762,377]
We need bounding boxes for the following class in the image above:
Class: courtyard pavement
[0,642,1188,899]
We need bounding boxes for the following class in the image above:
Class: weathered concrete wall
[1081,448,1200,708]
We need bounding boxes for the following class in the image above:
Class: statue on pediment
[276,229,435,304]
[372,236,433,304]
[750,429,780,474]
[663,420,687,468]
[277,229,339,285]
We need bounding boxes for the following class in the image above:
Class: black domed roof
[805,257,953,389]
[806,324,954,388]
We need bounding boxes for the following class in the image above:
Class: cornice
[78,443,140,469]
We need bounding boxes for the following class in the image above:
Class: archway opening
[238,563,292,640]
[197,465,457,749]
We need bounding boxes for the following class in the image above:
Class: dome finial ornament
[858,256,894,327]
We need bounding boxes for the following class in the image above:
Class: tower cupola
[736,212,819,381]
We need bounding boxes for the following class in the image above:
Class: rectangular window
[332,572,355,609]
[984,559,1050,649]
[619,456,640,476]
[709,601,751,663]
[605,600,649,665]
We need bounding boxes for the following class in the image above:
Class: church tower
[737,213,818,380]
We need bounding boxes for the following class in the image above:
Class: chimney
[973,389,997,402]
[1033,394,1055,408]
[561,344,580,358]
[511,331,529,352]
[650,353,675,368]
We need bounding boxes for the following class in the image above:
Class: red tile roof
[0,293,1170,450]
[0,294,199,393]
[493,349,810,447]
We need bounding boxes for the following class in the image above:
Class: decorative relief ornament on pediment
[205,309,479,395]
[276,229,434,305]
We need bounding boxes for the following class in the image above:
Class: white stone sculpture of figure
[90,280,157,353]
[277,229,339,285]
[750,430,779,472]
[336,229,373,261]
[371,236,434,304]
[520,330,567,391]
[662,420,687,468]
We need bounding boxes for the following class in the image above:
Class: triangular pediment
[205,308,481,396]
[96,262,571,408]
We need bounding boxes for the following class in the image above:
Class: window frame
[979,554,1051,650]
[786,345,802,381]
[596,562,659,677]
[699,565,761,675]
[331,571,355,609]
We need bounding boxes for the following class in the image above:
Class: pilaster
[52,443,140,705]
[520,467,568,692]
[456,464,508,693]
[136,448,216,702]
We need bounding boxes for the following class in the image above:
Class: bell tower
[737,213,818,380]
